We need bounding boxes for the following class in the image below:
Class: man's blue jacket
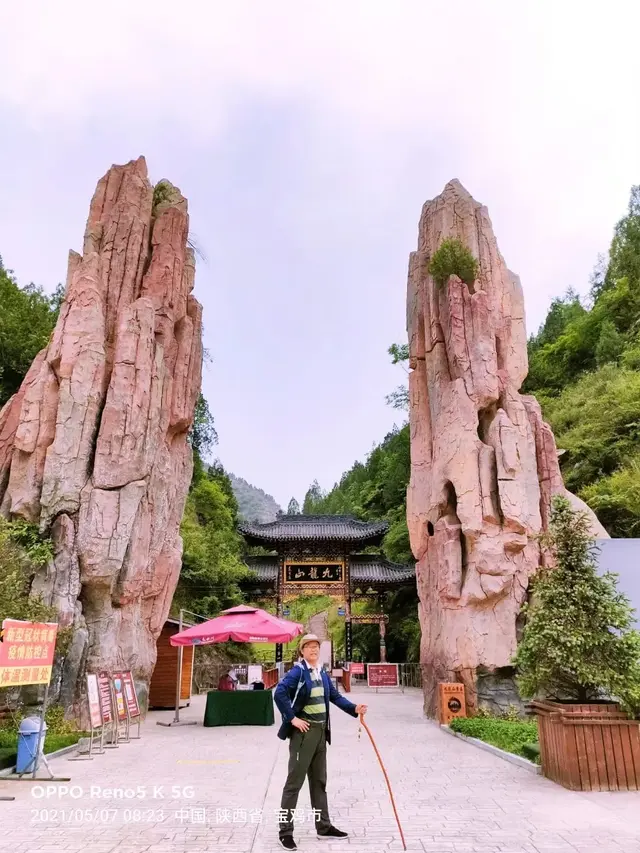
[274,661,357,745]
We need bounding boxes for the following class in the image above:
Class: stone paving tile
[1,687,638,852]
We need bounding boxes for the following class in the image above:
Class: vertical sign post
[345,555,353,663]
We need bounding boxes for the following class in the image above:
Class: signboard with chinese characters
[86,673,103,729]
[98,672,114,724]
[367,663,398,688]
[438,682,467,725]
[111,673,128,721]
[122,671,141,718]
[0,619,57,687]
[284,562,344,583]
[350,662,365,675]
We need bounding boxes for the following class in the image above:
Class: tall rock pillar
[406,180,607,716]
[0,158,203,717]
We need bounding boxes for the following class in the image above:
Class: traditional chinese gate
[237,515,415,664]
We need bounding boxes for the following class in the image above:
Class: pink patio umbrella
[169,604,304,646]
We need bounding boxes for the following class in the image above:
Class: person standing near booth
[274,633,367,850]
[217,668,236,691]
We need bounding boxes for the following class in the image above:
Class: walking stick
[358,712,407,850]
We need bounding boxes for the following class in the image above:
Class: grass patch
[0,729,87,769]
[449,716,540,762]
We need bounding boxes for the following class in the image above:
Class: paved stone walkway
[1,687,638,853]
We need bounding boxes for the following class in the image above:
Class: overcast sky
[2,2,639,509]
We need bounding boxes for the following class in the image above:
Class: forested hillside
[524,185,640,537]
[228,473,281,522]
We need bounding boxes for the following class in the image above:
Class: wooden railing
[263,668,279,689]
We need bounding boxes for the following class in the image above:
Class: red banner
[367,663,398,687]
[98,672,114,724]
[0,619,57,687]
[122,671,140,718]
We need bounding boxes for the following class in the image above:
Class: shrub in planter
[514,495,640,790]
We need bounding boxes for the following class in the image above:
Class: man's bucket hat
[298,633,321,653]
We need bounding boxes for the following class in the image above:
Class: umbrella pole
[175,609,183,723]
[157,609,196,727]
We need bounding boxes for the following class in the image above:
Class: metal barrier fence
[399,663,423,689]
[193,661,422,693]
[346,663,423,690]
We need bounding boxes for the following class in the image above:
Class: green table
[203,689,275,727]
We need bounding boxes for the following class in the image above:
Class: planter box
[529,700,640,791]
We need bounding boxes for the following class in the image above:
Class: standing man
[274,634,367,851]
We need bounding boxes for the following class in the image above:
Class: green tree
[388,343,409,363]
[0,519,55,625]
[175,460,248,618]
[580,457,640,538]
[287,497,301,515]
[542,365,640,496]
[302,480,325,514]
[189,393,218,459]
[428,238,478,290]
[595,319,624,366]
[525,185,640,399]
[0,258,61,406]
[514,496,640,714]
[385,342,410,411]
[604,185,640,293]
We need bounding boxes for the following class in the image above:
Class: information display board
[122,671,141,718]
[98,672,114,724]
[247,665,263,685]
[367,663,399,688]
[350,662,365,675]
[86,673,103,729]
[438,682,467,725]
[111,673,128,722]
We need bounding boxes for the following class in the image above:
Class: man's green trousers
[279,723,332,838]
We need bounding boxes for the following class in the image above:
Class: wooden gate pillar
[275,554,284,663]
[345,553,352,662]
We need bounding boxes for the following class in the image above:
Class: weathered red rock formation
[0,158,202,717]
[406,180,607,716]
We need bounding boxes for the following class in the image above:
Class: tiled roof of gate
[242,555,415,587]
[348,555,416,585]
[238,515,389,545]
